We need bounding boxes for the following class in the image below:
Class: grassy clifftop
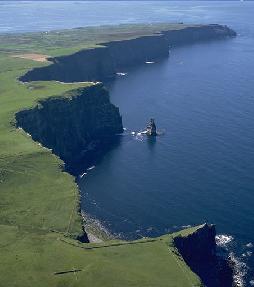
[0,224,203,287]
[0,23,235,286]
[0,23,201,56]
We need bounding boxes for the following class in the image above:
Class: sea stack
[146,118,157,136]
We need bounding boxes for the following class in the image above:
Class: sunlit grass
[0,23,203,287]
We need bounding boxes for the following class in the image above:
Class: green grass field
[0,23,200,56]
[0,24,203,287]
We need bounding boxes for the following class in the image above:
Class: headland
[0,23,236,286]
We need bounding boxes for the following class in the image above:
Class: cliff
[19,24,236,83]
[0,23,237,287]
[174,224,233,287]
[15,83,123,173]
[163,24,236,46]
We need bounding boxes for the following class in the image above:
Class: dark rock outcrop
[146,118,157,136]
[19,24,236,83]
[174,224,233,287]
[16,84,123,173]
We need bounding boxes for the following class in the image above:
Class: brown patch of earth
[11,53,49,62]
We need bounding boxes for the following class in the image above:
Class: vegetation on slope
[0,23,225,286]
[0,224,202,287]
[0,23,199,56]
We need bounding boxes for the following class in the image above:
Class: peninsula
[0,23,236,286]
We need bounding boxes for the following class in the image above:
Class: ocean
[1,1,253,285]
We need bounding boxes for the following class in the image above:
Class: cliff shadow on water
[16,24,236,174]
[15,84,123,174]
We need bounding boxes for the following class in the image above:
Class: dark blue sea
[1,1,253,285]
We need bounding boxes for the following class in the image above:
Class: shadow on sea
[147,135,157,151]
[66,135,123,176]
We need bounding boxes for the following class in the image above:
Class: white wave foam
[87,166,95,171]
[229,252,247,287]
[80,172,87,178]
[116,72,127,76]
[211,234,250,286]
[140,130,147,134]
[215,234,234,247]
[246,242,253,248]
[145,61,155,64]
[135,134,144,141]
[246,251,252,257]
[250,280,254,286]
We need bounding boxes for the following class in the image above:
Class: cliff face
[19,34,169,83]
[163,24,236,47]
[174,224,233,287]
[105,35,169,69]
[16,84,123,173]
[13,25,237,282]
[20,47,116,83]
[19,24,236,83]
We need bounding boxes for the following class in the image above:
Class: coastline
[0,23,236,286]
[81,211,113,242]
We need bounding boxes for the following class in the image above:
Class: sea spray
[216,234,248,287]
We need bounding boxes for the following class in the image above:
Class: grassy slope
[0,24,202,286]
[0,23,200,56]
[0,225,203,287]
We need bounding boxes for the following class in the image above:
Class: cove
[13,22,250,284]
[78,36,254,279]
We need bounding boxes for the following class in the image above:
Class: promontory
[0,23,236,287]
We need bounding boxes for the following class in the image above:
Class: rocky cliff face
[163,24,236,47]
[16,84,123,173]
[19,24,236,83]
[19,34,169,83]
[174,224,233,287]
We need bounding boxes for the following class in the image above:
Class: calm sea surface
[1,1,253,285]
